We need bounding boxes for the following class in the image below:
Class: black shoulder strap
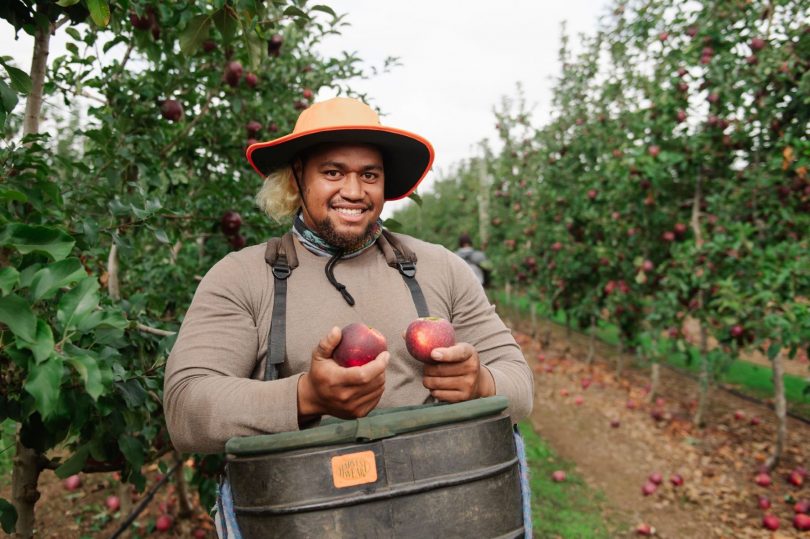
[262,230,429,382]
[379,230,430,318]
[263,232,297,381]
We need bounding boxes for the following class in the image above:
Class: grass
[498,291,810,420]
[520,420,619,538]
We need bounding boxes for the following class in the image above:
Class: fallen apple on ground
[63,474,81,491]
[404,316,456,362]
[333,323,387,368]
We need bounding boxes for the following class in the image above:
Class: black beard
[313,213,376,252]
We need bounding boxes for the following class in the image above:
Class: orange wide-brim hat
[246,97,435,201]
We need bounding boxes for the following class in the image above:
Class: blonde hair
[255,165,301,222]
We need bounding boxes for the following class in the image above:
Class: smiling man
[163,97,532,452]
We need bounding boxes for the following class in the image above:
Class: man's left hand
[421,342,495,402]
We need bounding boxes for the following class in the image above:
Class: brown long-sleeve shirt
[164,232,533,453]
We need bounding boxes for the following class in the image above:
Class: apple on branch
[404,317,456,363]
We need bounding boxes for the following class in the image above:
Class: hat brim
[246,126,434,201]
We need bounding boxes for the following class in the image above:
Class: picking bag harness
[262,230,429,381]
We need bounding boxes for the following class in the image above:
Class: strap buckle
[272,263,291,280]
[397,261,416,278]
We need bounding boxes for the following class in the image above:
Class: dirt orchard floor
[501,309,810,539]
[0,459,216,538]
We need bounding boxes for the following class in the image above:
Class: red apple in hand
[404,317,456,362]
[333,323,387,368]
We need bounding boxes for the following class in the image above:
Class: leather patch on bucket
[331,451,378,488]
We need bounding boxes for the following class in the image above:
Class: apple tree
[1,0,369,535]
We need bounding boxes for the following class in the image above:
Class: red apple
[670,473,684,487]
[647,145,660,158]
[580,378,592,390]
[755,472,772,487]
[245,72,258,88]
[788,470,804,487]
[763,514,780,531]
[224,61,243,87]
[551,241,563,252]
[63,474,81,491]
[758,495,771,510]
[734,410,745,421]
[551,470,566,482]
[635,523,654,535]
[560,388,570,397]
[220,211,242,235]
[750,416,761,426]
[228,234,246,251]
[642,481,657,496]
[105,495,121,512]
[267,34,284,56]
[610,419,621,428]
[404,317,455,363]
[730,325,744,338]
[648,472,663,485]
[160,99,183,122]
[156,514,173,532]
[573,395,584,405]
[302,88,314,100]
[334,323,387,368]
[794,514,810,531]
[246,120,262,137]
[202,39,217,53]
[794,500,809,514]
[750,37,766,51]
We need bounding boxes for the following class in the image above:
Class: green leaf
[56,0,81,6]
[0,498,17,534]
[408,192,423,207]
[0,224,75,261]
[86,0,110,27]
[154,228,169,244]
[77,309,128,333]
[116,379,147,408]
[57,277,100,331]
[383,218,403,232]
[283,6,309,18]
[66,352,105,400]
[311,4,337,17]
[0,187,28,203]
[54,445,89,478]
[213,7,238,43]
[64,27,82,40]
[2,64,32,95]
[0,294,37,342]
[0,79,18,113]
[118,434,145,470]
[179,14,212,56]
[767,342,781,360]
[24,355,63,419]
[17,319,54,364]
[29,258,86,301]
[0,267,19,295]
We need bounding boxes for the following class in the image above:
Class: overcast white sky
[1,0,610,216]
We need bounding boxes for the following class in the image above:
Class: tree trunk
[615,340,624,379]
[11,436,41,538]
[107,242,120,300]
[649,362,660,402]
[477,159,490,249]
[12,9,51,537]
[173,452,193,518]
[586,315,596,365]
[693,321,710,428]
[22,17,50,138]
[766,353,787,470]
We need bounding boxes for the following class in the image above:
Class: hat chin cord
[292,163,355,307]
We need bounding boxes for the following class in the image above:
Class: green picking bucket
[225,396,524,538]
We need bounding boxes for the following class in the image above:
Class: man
[455,232,492,287]
[163,97,533,455]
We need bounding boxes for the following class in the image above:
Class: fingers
[429,342,476,363]
[315,326,342,360]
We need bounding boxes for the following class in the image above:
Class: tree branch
[135,323,176,337]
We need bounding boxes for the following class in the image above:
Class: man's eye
[362,173,378,181]
[324,170,341,178]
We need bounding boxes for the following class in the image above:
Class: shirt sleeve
[163,254,303,454]
[446,252,534,422]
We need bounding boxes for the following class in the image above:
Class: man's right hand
[297,326,388,425]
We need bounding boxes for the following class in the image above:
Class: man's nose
[339,173,363,199]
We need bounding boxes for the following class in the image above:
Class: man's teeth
[335,208,363,215]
